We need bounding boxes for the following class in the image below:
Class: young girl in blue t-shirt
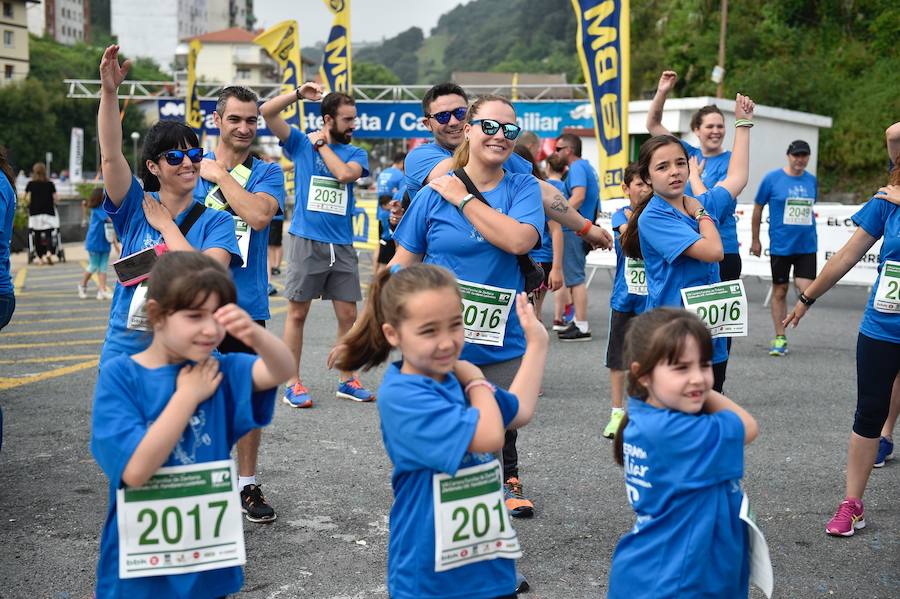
[608,308,759,598]
[328,263,548,599]
[90,251,294,598]
[78,187,114,300]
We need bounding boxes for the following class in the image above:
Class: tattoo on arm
[549,194,569,213]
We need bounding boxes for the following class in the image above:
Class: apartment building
[1,1,38,83]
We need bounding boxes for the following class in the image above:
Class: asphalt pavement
[0,243,898,599]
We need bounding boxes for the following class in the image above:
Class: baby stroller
[27,211,66,264]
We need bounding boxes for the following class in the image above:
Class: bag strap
[178,202,206,236]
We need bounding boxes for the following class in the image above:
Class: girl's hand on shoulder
[689,155,705,177]
[516,292,548,348]
[875,185,900,206]
[783,301,808,329]
[453,360,485,387]
[176,357,223,405]
[142,195,173,232]
[214,303,259,348]
[428,174,468,207]
[683,195,704,218]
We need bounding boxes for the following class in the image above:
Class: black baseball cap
[787,140,811,155]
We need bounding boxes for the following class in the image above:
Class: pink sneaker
[825,497,865,537]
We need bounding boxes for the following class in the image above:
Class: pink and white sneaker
[825,497,865,537]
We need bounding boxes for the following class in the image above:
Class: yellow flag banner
[352,196,379,252]
[254,20,304,127]
[185,39,203,129]
[319,0,351,93]
[571,0,629,201]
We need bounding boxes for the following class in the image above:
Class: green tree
[353,61,401,86]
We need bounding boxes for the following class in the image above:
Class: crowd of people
[0,45,898,598]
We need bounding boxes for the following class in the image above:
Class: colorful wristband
[464,378,496,395]
[735,118,754,128]
[798,292,816,306]
[576,218,592,237]
[458,194,475,213]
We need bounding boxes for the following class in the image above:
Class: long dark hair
[620,135,689,259]
[330,264,460,372]
[140,121,200,192]
[0,146,14,186]
[613,308,713,465]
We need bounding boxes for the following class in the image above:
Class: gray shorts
[284,235,362,303]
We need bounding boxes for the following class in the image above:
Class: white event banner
[588,200,883,288]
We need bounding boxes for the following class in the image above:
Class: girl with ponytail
[329,263,548,599]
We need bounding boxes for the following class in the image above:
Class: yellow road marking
[0,339,103,350]
[12,307,107,316]
[0,354,99,365]
[13,268,27,293]
[17,270,86,282]
[15,291,80,297]
[0,358,99,391]
[0,325,106,337]
[13,314,108,324]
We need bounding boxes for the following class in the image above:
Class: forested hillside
[355,0,900,197]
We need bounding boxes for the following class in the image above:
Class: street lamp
[130,131,140,170]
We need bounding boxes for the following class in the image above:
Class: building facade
[1,1,37,83]
[27,0,90,44]
[207,0,253,32]
[183,27,275,85]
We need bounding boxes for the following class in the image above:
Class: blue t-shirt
[852,198,900,344]
[100,177,242,366]
[377,166,404,196]
[682,141,731,197]
[754,169,818,256]
[282,127,369,245]
[393,172,544,365]
[90,353,277,599]
[530,178,564,263]
[0,174,15,296]
[638,193,728,363]
[563,159,600,231]
[377,362,520,599]
[85,206,112,254]
[608,398,748,599]
[193,153,285,321]
[610,207,647,314]
[403,143,532,199]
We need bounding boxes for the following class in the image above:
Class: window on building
[3,31,12,48]
[2,3,13,18]
[236,68,251,80]
[4,65,13,80]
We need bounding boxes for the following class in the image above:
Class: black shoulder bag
[453,169,545,293]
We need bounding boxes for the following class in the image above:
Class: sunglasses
[158,147,204,166]
[425,107,467,125]
[470,119,522,140]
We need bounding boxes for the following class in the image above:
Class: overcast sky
[254,1,464,45]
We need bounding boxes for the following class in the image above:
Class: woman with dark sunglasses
[96,45,241,367]
[389,95,544,598]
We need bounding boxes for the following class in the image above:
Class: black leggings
[713,360,727,394]
[480,358,523,480]
[719,254,742,355]
[854,333,900,438]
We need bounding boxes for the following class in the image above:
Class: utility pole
[716,0,728,98]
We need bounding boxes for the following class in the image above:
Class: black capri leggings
[854,333,900,438]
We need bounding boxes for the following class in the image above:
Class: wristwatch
[313,138,326,151]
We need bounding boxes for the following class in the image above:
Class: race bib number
[234,217,250,268]
[116,460,245,579]
[127,281,151,331]
[104,222,116,243]
[783,198,813,226]
[873,260,900,314]
[307,176,348,216]
[740,492,774,598]
[432,460,521,572]
[457,279,515,347]
[625,258,648,296]
[680,280,748,338]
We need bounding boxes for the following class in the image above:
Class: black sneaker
[558,323,591,342]
[271,267,282,276]
[241,484,277,523]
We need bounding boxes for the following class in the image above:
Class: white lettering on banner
[515,113,563,134]
[586,200,884,288]
[399,112,428,132]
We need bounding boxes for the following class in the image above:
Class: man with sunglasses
[261,84,376,409]
[554,133,600,342]
[193,86,285,524]
[404,83,614,253]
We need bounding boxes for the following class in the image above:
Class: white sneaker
[103,289,114,299]
[77,284,88,299]
[96,289,106,300]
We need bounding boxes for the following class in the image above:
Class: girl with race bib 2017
[607,308,759,598]
[90,252,293,597]
[391,96,546,519]
[784,121,900,536]
[620,94,756,392]
[328,263,548,599]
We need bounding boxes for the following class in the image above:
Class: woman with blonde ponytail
[391,95,545,519]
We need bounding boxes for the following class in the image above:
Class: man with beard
[194,86,285,522]
[261,84,375,408]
